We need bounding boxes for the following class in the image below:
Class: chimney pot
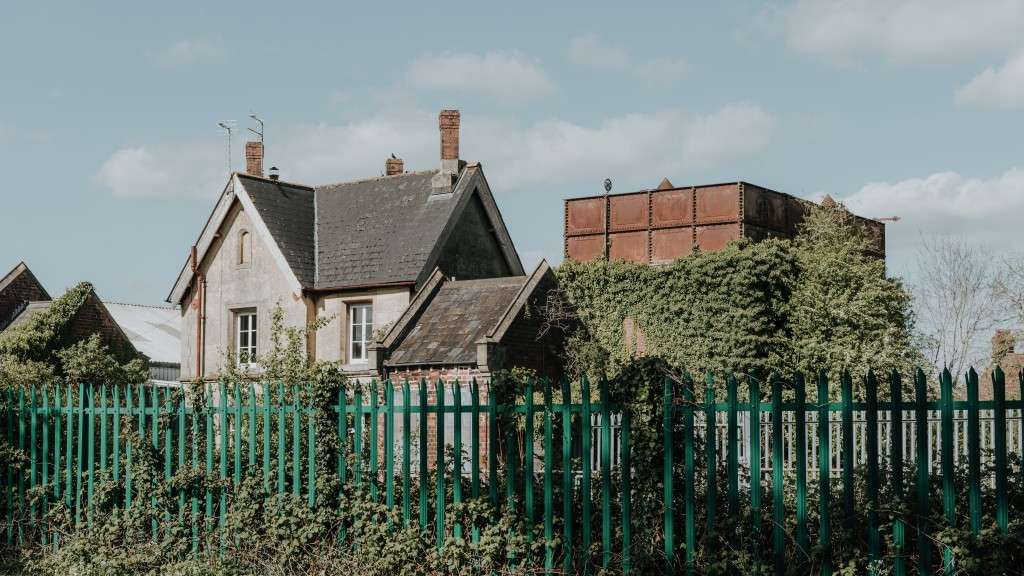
[268,166,279,181]
[245,141,264,177]
[385,156,404,176]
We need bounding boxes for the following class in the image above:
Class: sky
[2,1,1023,305]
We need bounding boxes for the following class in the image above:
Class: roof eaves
[486,259,552,342]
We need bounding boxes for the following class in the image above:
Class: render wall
[179,201,308,381]
[314,287,411,372]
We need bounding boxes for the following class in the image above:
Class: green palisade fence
[2,369,1024,573]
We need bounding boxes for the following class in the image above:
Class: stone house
[167,110,534,383]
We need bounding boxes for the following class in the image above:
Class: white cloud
[956,50,1024,108]
[772,0,1024,65]
[567,33,688,81]
[96,140,226,199]
[837,168,1024,273]
[98,104,776,200]
[148,36,227,68]
[407,51,554,105]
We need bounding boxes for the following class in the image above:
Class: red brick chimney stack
[439,109,460,173]
[432,109,461,193]
[385,155,404,176]
[245,141,264,177]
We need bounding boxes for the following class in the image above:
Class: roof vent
[268,166,280,181]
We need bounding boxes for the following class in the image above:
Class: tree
[912,236,1002,381]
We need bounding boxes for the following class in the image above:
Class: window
[237,230,251,266]
[236,311,257,365]
[349,304,373,363]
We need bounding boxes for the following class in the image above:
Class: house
[371,260,561,384]
[166,110,527,383]
[0,270,138,365]
[563,179,885,263]
[1,262,181,384]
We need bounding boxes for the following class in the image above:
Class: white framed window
[236,310,257,366]
[349,303,373,363]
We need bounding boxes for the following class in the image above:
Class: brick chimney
[432,109,461,193]
[385,155,404,176]
[245,141,264,177]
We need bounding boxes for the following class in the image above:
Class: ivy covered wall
[556,204,919,387]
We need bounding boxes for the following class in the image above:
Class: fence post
[771,375,784,576]
[336,386,345,494]
[419,379,428,532]
[525,378,535,538]
[817,371,832,576]
[369,381,379,503]
[704,374,716,540]
[41,386,49,544]
[65,384,74,512]
[621,393,632,575]
[794,372,809,561]
[601,377,613,570]
[561,378,574,575]
[890,371,905,576]
[749,375,762,573]
[993,367,1008,535]
[840,371,854,536]
[292,384,301,499]
[581,375,592,572]
[354,383,364,493]
[54,386,63,510]
[727,374,739,527]
[865,370,880,574]
[276,383,286,495]
[402,380,411,529]
[662,376,674,574]
[451,380,462,541]
[487,381,498,515]
[265,385,273,494]
[913,368,930,575]
[939,368,954,576]
[386,380,395,523]
[543,379,554,574]
[966,368,981,539]
[75,383,84,531]
[435,379,445,550]
[470,379,481,539]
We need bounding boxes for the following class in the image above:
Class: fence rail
[2,367,1023,574]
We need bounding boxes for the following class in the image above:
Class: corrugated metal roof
[103,302,180,365]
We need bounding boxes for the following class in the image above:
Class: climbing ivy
[557,202,920,391]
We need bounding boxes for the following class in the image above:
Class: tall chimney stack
[432,109,461,193]
[245,141,264,177]
[385,155,404,176]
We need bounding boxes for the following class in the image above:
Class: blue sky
[2,1,1023,305]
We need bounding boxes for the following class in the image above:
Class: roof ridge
[315,169,439,190]
[235,171,316,191]
[103,301,176,310]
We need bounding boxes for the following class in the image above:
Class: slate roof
[237,175,317,287]
[314,170,462,290]
[386,276,526,366]
[236,170,469,291]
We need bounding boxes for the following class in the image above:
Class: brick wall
[0,266,48,330]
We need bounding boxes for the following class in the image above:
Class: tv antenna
[248,114,264,144]
[217,120,235,174]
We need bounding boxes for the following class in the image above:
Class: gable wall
[434,193,513,280]
[66,294,138,364]
[0,269,48,330]
[491,273,563,380]
[180,201,307,380]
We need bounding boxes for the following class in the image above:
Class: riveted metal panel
[695,184,741,225]
[609,231,649,263]
[566,234,606,262]
[651,227,693,263]
[565,197,606,237]
[609,193,649,232]
[743,185,788,231]
[695,223,741,251]
[651,188,693,228]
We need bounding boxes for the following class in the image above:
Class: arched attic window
[238,230,252,265]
